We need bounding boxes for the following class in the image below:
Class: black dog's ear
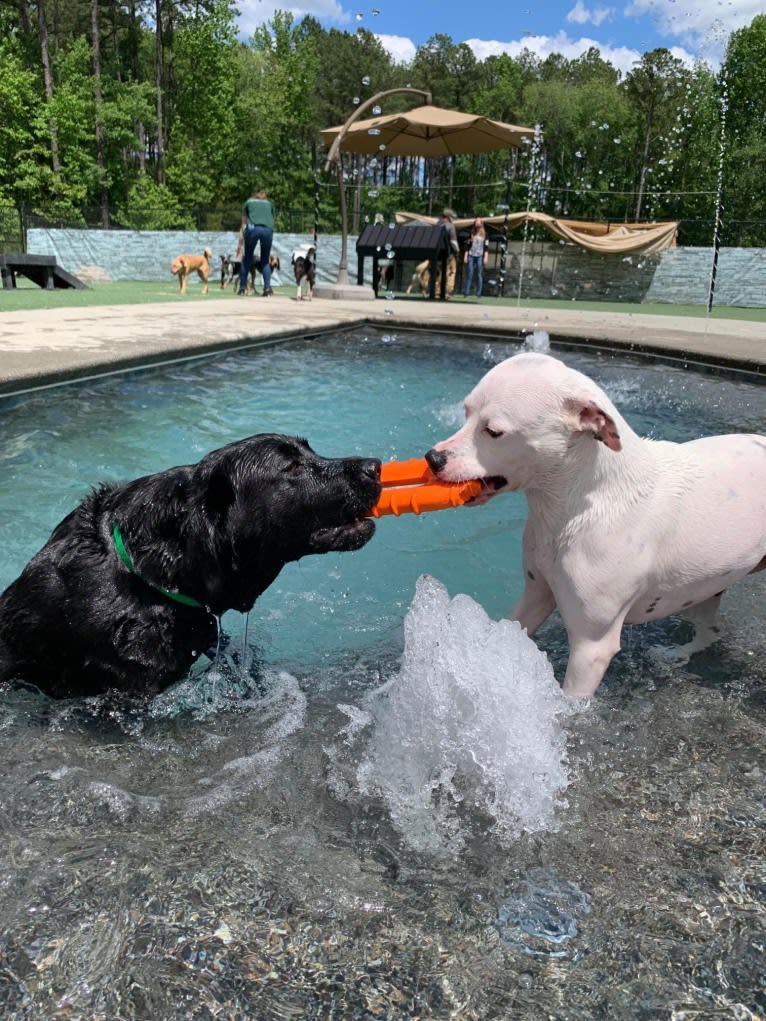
[203,460,237,519]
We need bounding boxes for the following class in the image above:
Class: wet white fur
[429,352,766,697]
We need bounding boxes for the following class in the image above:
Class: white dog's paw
[647,644,691,669]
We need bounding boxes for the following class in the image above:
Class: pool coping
[1,297,764,395]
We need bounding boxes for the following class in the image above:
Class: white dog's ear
[562,396,622,451]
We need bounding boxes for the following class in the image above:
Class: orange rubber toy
[370,458,482,517]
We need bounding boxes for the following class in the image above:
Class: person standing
[438,208,460,299]
[463,217,489,298]
[440,208,461,258]
[239,189,276,296]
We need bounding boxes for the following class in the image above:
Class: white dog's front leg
[510,578,556,636]
[562,625,623,698]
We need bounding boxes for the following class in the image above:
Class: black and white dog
[291,245,316,301]
[0,435,380,698]
[220,254,281,294]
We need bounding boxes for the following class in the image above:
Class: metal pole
[313,177,319,251]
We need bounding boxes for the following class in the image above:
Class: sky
[235,0,762,74]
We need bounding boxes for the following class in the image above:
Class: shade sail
[320,104,535,157]
[395,211,679,255]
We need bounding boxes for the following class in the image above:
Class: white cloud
[235,0,348,40]
[374,33,417,64]
[567,1,614,28]
[465,32,650,76]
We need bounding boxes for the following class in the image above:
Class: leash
[112,522,204,609]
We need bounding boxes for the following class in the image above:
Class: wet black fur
[0,434,380,699]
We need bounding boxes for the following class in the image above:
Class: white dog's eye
[485,426,503,439]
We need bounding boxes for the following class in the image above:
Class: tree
[0,23,47,204]
[228,11,321,222]
[623,48,689,220]
[720,14,766,243]
[411,34,479,109]
[164,0,240,212]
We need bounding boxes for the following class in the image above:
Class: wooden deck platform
[0,253,87,290]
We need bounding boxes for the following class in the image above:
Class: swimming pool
[0,328,763,1018]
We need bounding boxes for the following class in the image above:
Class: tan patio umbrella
[320,103,534,157]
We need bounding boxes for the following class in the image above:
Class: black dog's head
[145,434,381,613]
[0,434,381,697]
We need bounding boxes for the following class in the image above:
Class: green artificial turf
[1,278,765,321]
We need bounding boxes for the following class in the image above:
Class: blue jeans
[464,254,484,296]
[240,224,273,293]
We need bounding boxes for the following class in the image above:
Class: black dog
[0,435,380,698]
[221,254,281,294]
[291,246,316,301]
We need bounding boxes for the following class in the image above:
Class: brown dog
[171,247,213,294]
[405,256,456,298]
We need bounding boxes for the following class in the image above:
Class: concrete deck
[1,296,765,394]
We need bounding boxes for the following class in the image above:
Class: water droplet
[368,127,380,136]
[372,105,382,115]
[353,96,360,105]
[361,75,370,85]
[355,11,363,20]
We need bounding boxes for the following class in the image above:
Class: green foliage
[115,172,195,230]
[227,10,321,218]
[721,15,766,243]
[2,3,766,245]
[0,26,46,205]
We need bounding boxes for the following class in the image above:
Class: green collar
[112,522,204,609]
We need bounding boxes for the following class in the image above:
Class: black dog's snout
[425,448,448,473]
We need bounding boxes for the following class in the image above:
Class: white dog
[425,352,766,698]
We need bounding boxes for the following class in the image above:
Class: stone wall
[26,228,766,307]
[27,228,349,288]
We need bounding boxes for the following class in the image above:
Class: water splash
[524,329,550,353]
[355,575,570,854]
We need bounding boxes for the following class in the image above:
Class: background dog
[425,352,766,698]
[292,245,316,300]
[405,256,456,298]
[0,435,380,698]
[221,253,281,294]
[171,247,212,294]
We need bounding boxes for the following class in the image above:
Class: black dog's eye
[283,459,302,474]
[485,426,503,439]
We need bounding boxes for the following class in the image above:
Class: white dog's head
[425,353,623,502]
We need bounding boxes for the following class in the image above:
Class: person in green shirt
[239,189,276,296]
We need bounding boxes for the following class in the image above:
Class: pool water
[0,328,763,1019]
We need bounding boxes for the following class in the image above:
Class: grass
[1,278,766,321]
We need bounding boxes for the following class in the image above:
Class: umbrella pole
[336,158,350,286]
[324,87,432,288]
